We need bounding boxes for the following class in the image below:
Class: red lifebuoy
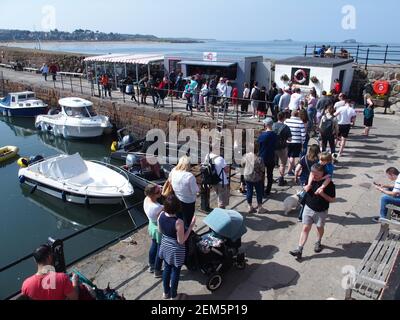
[294,69,308,84]
[373,80,390,95]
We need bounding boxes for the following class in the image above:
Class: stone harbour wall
[350,64,400,113]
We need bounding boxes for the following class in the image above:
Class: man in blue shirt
[258,117,277,197]
[272,89,283,121]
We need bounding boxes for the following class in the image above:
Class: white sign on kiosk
[203,52,217,62]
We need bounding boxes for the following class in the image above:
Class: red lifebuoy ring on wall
[294,69,307,84]
[373,80,390,95]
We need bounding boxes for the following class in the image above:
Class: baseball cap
[263,117,274,126]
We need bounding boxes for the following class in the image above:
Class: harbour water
[0,116,147,299]
[4,40,397,60]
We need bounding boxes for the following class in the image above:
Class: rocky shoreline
[0,46,85,73]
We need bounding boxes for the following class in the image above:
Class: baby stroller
[186,209,247,292]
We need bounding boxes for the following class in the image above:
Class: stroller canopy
[203,209,247,242]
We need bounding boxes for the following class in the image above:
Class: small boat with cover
[18,153,134,205]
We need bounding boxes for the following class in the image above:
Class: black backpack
[275,124,288,150]
[320,117,334,137]
[201,155,223,186]
[251,88,260,100]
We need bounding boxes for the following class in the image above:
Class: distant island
[273,39,294,42]
[343,39,357,44]
[0,29,203,43]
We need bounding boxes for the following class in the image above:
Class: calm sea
[4,40,396,60]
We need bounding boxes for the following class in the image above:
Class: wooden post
[304,45,308,57]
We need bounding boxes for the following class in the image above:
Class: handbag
[162,179,174,197]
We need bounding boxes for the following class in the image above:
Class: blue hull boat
[0,91,48,117]
[0,105,48,117]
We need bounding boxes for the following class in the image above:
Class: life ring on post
[373,80,390,96]
[294,69,308,84]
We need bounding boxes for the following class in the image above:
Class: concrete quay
[72,114,400,300]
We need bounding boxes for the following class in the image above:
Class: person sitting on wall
[314,45,326,58]
[324,46,334,58]
[339,48,350,59]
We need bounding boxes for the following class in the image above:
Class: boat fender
[47,125,52,132]
[18,175,26,184]
[85,196,90,208]
[111,141,118,152]
[17,158,29,168]
[36,124,42,131]
[30,185,38,194]
[61,191,67,202]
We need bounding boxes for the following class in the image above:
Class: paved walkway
[73,114,400,300]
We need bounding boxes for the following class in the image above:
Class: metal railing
[0,200,146,300]
[304,44,400,69]
[0,68,278,126]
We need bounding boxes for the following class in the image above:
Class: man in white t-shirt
[288,88,303,111]
[373,167,400,223]
[205,151,230,209]
[216,78,226,98]
[334,93,346,110]
[334,101,357,157]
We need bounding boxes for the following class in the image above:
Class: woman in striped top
[158,195,196,300]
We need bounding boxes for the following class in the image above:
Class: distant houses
[0,29,201,43]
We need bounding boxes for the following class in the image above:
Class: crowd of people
[19,74,400,300]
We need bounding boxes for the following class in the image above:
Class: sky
[0,0,398,43]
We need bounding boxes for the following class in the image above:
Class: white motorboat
[0,91,48,117]
[35,97,112,139]
[18,153,134,205]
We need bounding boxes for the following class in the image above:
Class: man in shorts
[205,147,230,209]
[284,110,306,176]
[273,112,292,186]
[335,100,357,157]
[290,164,336,260]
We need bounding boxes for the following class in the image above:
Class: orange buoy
[373,80,390,96]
